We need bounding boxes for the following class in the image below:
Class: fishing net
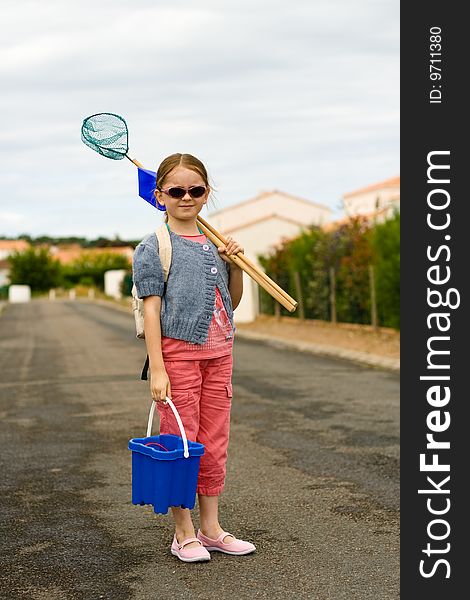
[81,113,129,160]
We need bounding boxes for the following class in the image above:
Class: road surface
[0,300,399,600]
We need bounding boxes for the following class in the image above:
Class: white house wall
[226,214,311,263]
[207,191,331,234]
[343,185,400,216]
[223,214,310,323]
[0,269,9,286]
[205,192,333,323]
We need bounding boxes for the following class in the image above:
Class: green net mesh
[81,113,128,160]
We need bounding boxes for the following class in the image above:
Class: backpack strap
[155,222,172,282]
[141,355,150,381]
[141,222,172,381]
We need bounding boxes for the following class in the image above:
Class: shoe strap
[218,531,235,544]
[200,530,235,544]
[179,536,202,549]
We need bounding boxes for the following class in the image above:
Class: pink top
[161,233,234,360]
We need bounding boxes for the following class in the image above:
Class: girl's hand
[150,368,172,404]
[217,236,244,268]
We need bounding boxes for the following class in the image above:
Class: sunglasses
[158,186,207,199]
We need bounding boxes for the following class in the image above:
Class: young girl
[132,153,256,563]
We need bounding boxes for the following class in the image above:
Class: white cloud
[0,0,399,238]
[0,211,26,224]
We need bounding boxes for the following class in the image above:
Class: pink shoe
[171,535,211,563]
[197,529,256,556]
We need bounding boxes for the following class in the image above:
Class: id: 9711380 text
[429,26,442,104]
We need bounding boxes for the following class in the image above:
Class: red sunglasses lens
[167,188,186,198]
[189,186,206,198]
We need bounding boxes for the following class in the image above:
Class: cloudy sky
[0,0,399,240]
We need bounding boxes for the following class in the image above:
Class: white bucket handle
[146,397,189,458]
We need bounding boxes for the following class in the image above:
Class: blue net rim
[81,112,129,157]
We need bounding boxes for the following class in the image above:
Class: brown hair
[155,153,216,223]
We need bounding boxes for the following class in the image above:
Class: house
[0,240,31,286]
[321,176,400,233]
[205,189,333,323]
[0,240,134,291]
[48,244,134,264]
[341,176,400,222]
[48,245,134,298]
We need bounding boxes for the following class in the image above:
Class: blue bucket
[128,398,204,515]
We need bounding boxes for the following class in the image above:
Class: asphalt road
[0,300,399,600]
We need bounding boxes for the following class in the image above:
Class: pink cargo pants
[157,354,233,496]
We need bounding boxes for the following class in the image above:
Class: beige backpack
[131,223,172,339]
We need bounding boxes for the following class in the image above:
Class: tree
[121,271,134,296]
[62,252,131,289]
[257,236,293,316]
[370,210,400,329]
[255,212,400,329]
[8,247,62,292]
[289,226,330,320]
[334,216,374,324]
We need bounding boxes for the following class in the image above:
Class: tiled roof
[208,189,332,217]
[49,245,134,264]
[0,240,30,251]
[343,176,400,198]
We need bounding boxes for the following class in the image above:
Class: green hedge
[7,248,131,292]
[258,211,400,330]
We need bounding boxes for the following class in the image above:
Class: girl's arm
[228,263,243,310]
[218,235,244,310]
[143,295,171,402]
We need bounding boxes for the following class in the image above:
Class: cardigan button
[211,267,218,274]
[203,244,209,251]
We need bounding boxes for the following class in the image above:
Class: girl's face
[155,166,209,222]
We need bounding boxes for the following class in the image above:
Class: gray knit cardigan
[132,230,234,345]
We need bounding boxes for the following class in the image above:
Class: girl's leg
[171,507,198,544]
[157,359,203,550]
[196,354,233,497]
[198,494,234,543]
[196,354,234,541]
[195,357,256,554]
